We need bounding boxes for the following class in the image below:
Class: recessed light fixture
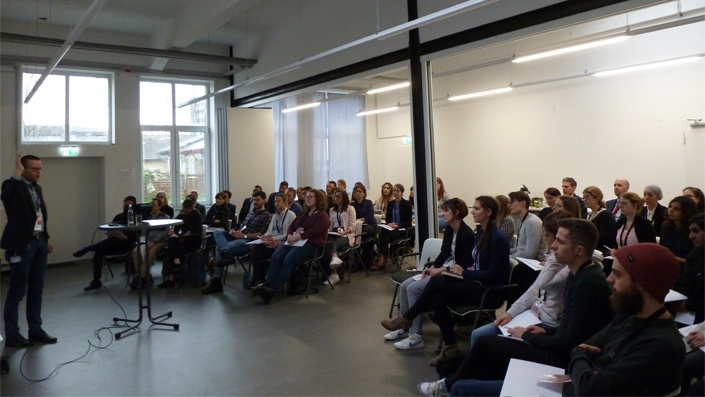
[448,87,513,101]
[367,82,410,95]
[513,36,629,63]
[281,102,321,113]
[594,56,700,77]
[356,106,400,116]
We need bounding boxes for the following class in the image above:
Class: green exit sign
[60,146,79,156]
[402,137,412,145]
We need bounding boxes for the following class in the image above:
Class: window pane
[175,84,207,126]
[140,82,172,125]
[179,131,205,202]
[22,73,66,142]
[69,76,109,142]
[142,130,172,203]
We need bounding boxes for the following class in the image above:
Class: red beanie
[612,243,680,302]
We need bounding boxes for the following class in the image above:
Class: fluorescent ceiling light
[448,87,513,101]
[281,102,321,113]
[367,82,410,95]
[356,106,400,116]
[594,56,701,77]
[512,36,629,63]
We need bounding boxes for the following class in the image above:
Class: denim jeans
[450,379,503,396]
[213,230,251,278]
[265,242,317,291]
[4,237,49,337]
[401,276,430,335]
[470,322,500,349]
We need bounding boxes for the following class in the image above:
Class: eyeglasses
[28,167,44,171]
[305,195,315,199]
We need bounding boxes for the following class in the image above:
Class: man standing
[606,177,630,220]
[565,243,684,396]
[507,191,547,261]
[561,177,587,218]
[201,191,271,294]
[2,154,57,348]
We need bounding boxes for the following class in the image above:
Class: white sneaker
[324,273,340,286]
[417,379,448,397]
[394,333,425,350]
[330,256,343,268]
[383,328,407,341]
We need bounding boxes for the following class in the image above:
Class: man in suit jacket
[605,177,630,220]
[1,154,57,348]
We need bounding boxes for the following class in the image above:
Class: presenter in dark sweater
[417,218,613,397]
[565,243,684,396]
[372,183,412,271]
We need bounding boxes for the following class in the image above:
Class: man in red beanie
[565,243,685,396]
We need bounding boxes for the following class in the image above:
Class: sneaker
[429,344,458,367]
[324,273,340,286]
[383,329,407,341]
[394,333,424,350]
[330,256,343,268]
[417,379,448,397]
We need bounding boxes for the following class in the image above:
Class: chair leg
[389,284,400,318]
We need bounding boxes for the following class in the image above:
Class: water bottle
[127,204,135,226]
[242,270,250,289]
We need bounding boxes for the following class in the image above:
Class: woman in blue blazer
[381,195,510,366]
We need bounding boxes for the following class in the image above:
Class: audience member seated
[296,186,305,206]
[507,191,547,261]
[188,190,206,218]
[384,198,476,351]
[641,184,666,236]
[326,189,356,285]
[373,182,394,220]
[221,189,237,225]
[661,196,698,265]
[555,195,581,219]
[250,193,296,287]
[267,181,288,214]
[582,186,616,256]
[238,185,263,223]
[156,191,174,218]
[561,177,587,218]
[436,177,450,229]
[494,195,515,239]
[671,213,704,324]
[129,197,170,289]
[382,196,510,366]
[417,219,612,397]
[337,179,347,195]
[468,211,571,349]
[253,189,331,303]
[157,198,203,288]
[203,192,230,229]
[538,187,560,220]
[325,180,336,210]
[75,195,138,291]
[408,186,414,209]
[285,187,303,215]
[683,186,705,213]
[681,321,705,396]
[373,183,413,271]
[563,243,683,396]
[201,191,271,294]
[615,192,656,248]
[606,177,630,220]
[350,183,377,268]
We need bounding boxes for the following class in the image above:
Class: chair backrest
[509,235,518,250]
[418,238,443,270]
[354,220,363,246]
[374,214,382,225]
[199,225,208,250]
[508,258,519,282]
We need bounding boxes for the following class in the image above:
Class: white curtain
[273,93,368,191]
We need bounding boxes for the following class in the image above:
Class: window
[140,80,210,206]
[21,69,112,143]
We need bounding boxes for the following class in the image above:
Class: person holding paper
[249,193,296,287]
[373,183,413,270]
[382,196,509,367]
[564,243,684,396]
[671,213,704,324]
[383,198,476,351]
[681,321,705,395]
[325,189,357,286]
[254,189,331,303]
[468,211,572,348]
[201,191,271,294]
[417,219,612,397]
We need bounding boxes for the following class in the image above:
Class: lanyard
[276,209,289,233]
[337,211,343,229]
[619,220,636,247]
[27,183,41,212]
[516,211,530,240]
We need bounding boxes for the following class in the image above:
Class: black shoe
[73,247,89,258]
[28,329,57,344]
[149,275,155,286]
[83,279,102,291]
[214,255,236,268]
[129,277,149,290]
[259,287,276,304]
[201,278,223,294]
[5,333,34,348]
[157,279,176,289]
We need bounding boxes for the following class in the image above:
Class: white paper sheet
[293,239,308,247]
[665,290,687,303]
[499,311,542,336]
[679,324,705,352]
[246,239,264,245]
[675,311,696,325]
[500,359,565,397]
[516,258,543,271]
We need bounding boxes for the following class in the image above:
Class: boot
[370,255,387,271]
[429,344,458,367]
[381,315,412,332]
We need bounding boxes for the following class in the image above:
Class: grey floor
[1,260,451,396]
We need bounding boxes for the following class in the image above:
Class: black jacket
[640,204,666,237]
[615,215,656,247]
[589,209,617,255]
[239,197,253,227]
[1,176,49,254]
[384,198,413,229]
[430,221,475,268]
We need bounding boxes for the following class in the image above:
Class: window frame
[19,67,115,145]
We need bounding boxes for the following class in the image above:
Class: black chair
[302,245,330,298]
[388,227,416,271]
